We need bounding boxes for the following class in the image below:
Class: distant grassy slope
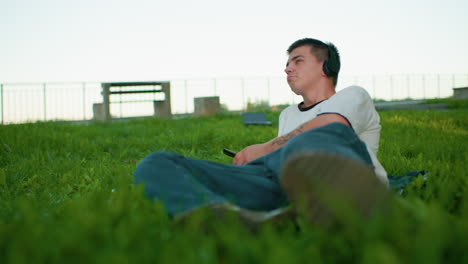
[424,98,468,109]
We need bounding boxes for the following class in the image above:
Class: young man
[234,39,387,185]
[134,38,389,224]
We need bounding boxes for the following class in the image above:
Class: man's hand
[233,143,272,165]
[232,113,349,166]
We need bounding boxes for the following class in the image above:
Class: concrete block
[194,96,221,117]
[92,103,106,121]
[453,87,468,99]
[154,100,172,119]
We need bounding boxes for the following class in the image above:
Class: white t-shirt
[278,85,388,185]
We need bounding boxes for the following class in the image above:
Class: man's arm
[233,113,350,165]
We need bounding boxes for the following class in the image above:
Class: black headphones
[322,43,340,77]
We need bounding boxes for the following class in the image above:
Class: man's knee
[134,152,183,183]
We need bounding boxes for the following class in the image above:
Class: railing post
[452,74,456,91]
[372,75,376,99]
[241,78,245,111]
[437,74,441,98]
[1,84,3,124]
[422,75,426,99]
[213,78,217,96]
[267,77,271,105]
[43,83,47,121]
[406,75,410,99]
[119,88,123,118]
[389,75,394,100]
[82,82,86,120]
[184,80,188,114]
[101,83,111,121]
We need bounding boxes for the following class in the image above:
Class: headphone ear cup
[323,59,331,77]
[325,45,340,77]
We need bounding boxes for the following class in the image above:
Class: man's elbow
[314,113,351,127]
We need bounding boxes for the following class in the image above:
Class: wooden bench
[95,81,172,121]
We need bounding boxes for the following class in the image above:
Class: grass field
[1,101,467,263]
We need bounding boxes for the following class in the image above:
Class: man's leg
[259,122,374,175]
[134,152,287,217]
[261,122,389,224]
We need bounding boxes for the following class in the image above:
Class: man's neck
[301,85,336,108]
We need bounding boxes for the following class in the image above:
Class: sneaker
[174,202,295,231]
[280,152,390,227]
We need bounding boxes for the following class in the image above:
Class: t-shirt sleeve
[278,107,288,136]
[317,86,377,134]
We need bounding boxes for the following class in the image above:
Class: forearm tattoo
[271,123,306,146]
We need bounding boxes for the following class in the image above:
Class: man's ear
[320,66,328,77]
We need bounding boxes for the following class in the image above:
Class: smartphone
[223,148,237,158]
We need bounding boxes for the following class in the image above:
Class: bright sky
[1,0,467,83]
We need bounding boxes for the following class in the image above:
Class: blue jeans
[134,122,373,217]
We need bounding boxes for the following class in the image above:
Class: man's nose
[285,65,293,74]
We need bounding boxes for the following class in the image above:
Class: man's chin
[288,84,300,94]
[290,88,302,96]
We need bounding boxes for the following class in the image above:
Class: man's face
[285,45,323,95]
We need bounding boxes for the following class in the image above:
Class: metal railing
[1,73,467,124]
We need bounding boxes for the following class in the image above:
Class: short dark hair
[287,38,341,87]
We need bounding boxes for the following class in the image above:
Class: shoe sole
[174,203,295,231]
[280,152,389,226]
